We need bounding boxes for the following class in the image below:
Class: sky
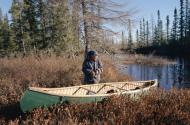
[0,0,179,39]
[0,0,12,14]
[111,0,179,32]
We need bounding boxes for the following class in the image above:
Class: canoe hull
[20,90,61,112]
[20,80,158,112]
[20,90,110,112]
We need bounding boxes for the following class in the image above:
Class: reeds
[1,55,189,125]
[7,89,190,125]
[122,54,176,66]
[0,54,131,124]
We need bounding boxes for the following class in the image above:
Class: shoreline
[112,53,176,67]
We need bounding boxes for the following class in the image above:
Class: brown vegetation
[120,54,176,66]
[4,89,190,125]
[1,54,190,125]
[0,54,131,124]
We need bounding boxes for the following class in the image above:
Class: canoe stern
[20,89,61,112]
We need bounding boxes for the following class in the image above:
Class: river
[118,56,190,90]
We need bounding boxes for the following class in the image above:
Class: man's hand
[95,68,103,75]
[90,71,95,77]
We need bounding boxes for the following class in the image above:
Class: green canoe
[20,79,158,112]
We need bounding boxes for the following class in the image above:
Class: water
[119,57,190,90]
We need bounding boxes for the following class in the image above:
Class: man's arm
[96,59,103,75]
[82,61,95,76]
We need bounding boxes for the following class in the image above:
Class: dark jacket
[82,59,103,84]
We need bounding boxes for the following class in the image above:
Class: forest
[133,0,190,55]
[0,0,130,57]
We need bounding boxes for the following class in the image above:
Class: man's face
[90,55,97,62]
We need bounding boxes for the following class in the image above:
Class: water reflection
[120,57,190,90]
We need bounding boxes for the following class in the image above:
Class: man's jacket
[82,59,103,84]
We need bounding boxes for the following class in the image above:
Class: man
[82,51,103,84]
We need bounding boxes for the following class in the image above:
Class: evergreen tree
[72,0,81,49]
[38,0,47,49]
[160,20,164,43]
[0,8,3,50]
[121,31,125,49]
[2,14,11,52]
[128,19,133,49]
[10,0,22,52]
[185,0,189,37]
[10,0,28,53]
[51,0,77,53]
[136,29,139,47]
[146,21,149,46]
[0,8,2,19]
[139,20,143,47]
[179,0,185,40]
[157,10,160,43]
[151,15,155,45]
[172,8,179,41]
[157,10,163,45]
[1,0,137,55]
[166,15,170,43]
[143,18,146,46]
[23,0,38,50]
[153,25,159,46]
[187,1,190,38]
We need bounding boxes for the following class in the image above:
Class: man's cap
[87,50,98,57]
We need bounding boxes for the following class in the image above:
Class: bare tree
[80,0,132,58]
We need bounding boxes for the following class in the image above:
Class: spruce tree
[157,10,163,45]
[0,8,3,50]
[166,15,170,43]
[2,14,11,52]
[179,0,185,41]
[10,0,28,53]
[139,20,143,47]
[136,29,139,47]
[151,15,155,45]
[143,18,146,46]
[160,20,164,43]
[0,8,2,20]
[128,19,133,49]
[185,0,189,37]
[172,8,179,41]
[23,0,38,50]
[187,0,190,41]
[10,0,23,52]
[38,0,47,49]
[51,0,76,52]
[121,31,125,49]
[146,21,149,46]
[72,0,81,50]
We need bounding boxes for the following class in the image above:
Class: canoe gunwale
[28,79,158,98]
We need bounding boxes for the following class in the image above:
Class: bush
[0,54,131,124]
[7,89,190,125]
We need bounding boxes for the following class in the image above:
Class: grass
[120,54,176,66]
[6,89,190,125]
[0,54,190,125]
[0,54,131,124]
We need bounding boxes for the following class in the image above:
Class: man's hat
[87,50,98,57]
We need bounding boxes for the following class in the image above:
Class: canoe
[20,79,158,112]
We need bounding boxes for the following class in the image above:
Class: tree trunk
[81,0,89,58]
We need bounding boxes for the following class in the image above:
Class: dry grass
[6,89,190,125]
[1,54,190,125]
[120,54,176,66]
[0,54,131,124]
